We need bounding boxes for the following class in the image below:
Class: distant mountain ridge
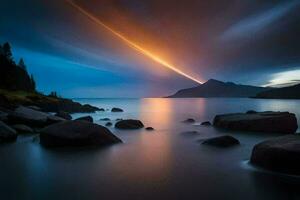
[254,83,300,99]
[167,79,269,98]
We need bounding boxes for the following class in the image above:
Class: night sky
[1,0,300,97]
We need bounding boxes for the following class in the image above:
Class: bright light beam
[65,0,203,84]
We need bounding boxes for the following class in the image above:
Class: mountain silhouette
[167,79,269,98]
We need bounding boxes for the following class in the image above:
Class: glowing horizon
[65,0,203,84]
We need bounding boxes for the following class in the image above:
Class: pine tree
[3,42,13,61]
[18,58,27,71]
[30,74,36,90]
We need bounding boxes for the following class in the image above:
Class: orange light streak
[66,0,203,84]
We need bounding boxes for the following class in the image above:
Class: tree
[18,58,27,71]
[2,42,13,61]
[30,74,36,90]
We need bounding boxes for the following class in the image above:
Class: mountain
[167,79,269,98]
[254,83,300,99]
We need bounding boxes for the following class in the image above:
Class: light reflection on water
[0,98,299,200]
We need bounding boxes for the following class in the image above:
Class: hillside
[168,79,269,98]
[254,83,300,99]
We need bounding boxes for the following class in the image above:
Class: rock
[75,116,93,123]
[98,108,105,111]
[183,118,195,123]
[213,111,298,134]
[246,110,257,114]
[0,94,13,108]
[115,119,144,129]
[145,127,154,131]
[100,118,110,121]
[27,106,41,111]
[105,122,112,127]
[12,124,34,134]
[201,121,211,126]
[116,118,123,121]
[47,115,65,124]
[111,107,123,112]
[7,106,64,127]
[40,121,122,147]
[55,111,72,120]
[181,131,199,136]
[202,135,240,147]
[0,110,8,121]
[250,135,300,175]
[0,121,17,142]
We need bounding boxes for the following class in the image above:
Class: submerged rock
[75,116,93,123]
[183,118,195,123]
[0,121,17,142]
[202,135,240,147]
[115,119,144,129]
[250,135,300,175]
[40,121,122,147]
[145,127,154,131]
[55,111,72,120]
[105,122,112,127]
[12,124,34,134]
[100,118,110,121]
[111,107,123,112]
[201,121,211,126]
[213,111,298,134]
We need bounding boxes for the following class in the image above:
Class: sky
[0,0,299,97]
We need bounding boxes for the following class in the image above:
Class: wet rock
[183,118,195,123]
[213,111,298,134]
[202,135,240,147]
[100,118,110,121]
[250,135,300,175]
[105,122,112,127]
[116,118,123,121]
[7,106,64,127]
[98,108,105,111]
[115,119,144,129]
[12,124,34,134]
[111,107,123,112]
[145,127,154,131]
[201,121,211,126]
[40,120,122,147]
[181,131,199,136]
[0,121,17,142]
[75,116,93,123]
[55,111,72,120]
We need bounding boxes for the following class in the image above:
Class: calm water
[1,98,300,200]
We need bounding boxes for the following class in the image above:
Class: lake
[1,98,300,200]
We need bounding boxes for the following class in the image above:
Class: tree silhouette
[18,58,27,71]
[2,42,13,61]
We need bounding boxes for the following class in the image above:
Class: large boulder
[7,106,64,127]
[40,121,122,147]
[0,121,17,142]
[115,119,144,129]
[111,107,123,112]
[213,111,298,134]
[75,116,93,123]
[12,124,34,134]
[202,135,240,147]
[250,135,300,175]
[55,111,72,120]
